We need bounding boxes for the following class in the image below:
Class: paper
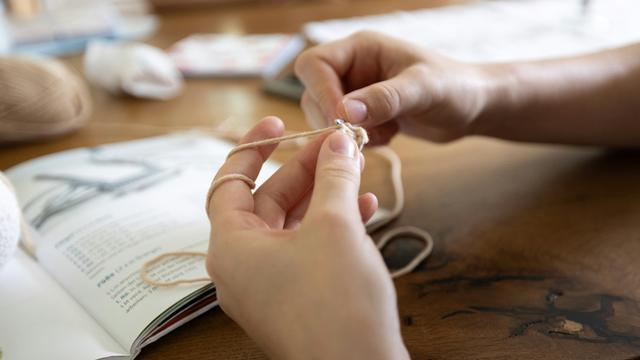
[168,34,304,78]
[0,250,126,360]
[8,2,118,56]
[6,132,279,353]
[0,173,20,270]
[304,0,640,63]
[0,4,11,54]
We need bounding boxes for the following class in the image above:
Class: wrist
[275,308,410,360]
[309,330,409,360]
[468,63,525,138]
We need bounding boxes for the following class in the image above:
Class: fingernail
[343,99,368,124]
[329,131,356,158]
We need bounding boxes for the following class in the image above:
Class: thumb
[340,67,427,128]
[307,131,362,220]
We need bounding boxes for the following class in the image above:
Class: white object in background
[168,34,304,78]
[304,0,640,63]
[8,1,119,56]
[84,41,183,100]
[111,0,152,15]
[0,3,12,54]
[0,172,21,272]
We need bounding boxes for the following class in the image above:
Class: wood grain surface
[1,1,639,359]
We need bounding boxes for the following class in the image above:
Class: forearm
[474,43,640,147]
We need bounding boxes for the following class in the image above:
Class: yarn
[226,119,368,158]
[140,252,208,287]
[0,57,92,144]
[206,120,368,209]
[141,120,434,287]
[0,172,21,271]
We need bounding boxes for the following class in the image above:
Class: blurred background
[1,0,639,152]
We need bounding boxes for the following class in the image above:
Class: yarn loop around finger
[140,120,434,287]
[205,174,256,216]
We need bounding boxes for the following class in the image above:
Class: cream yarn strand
[141,120,434,286]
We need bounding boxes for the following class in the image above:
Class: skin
[295,31,640,147]
[207,31,640,358]
[207,117,409,359]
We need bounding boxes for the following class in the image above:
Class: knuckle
[210,214,234,234]
[351,30,377,41]
[315,208,355,229]
[315,93,336,117]
[409,63,430,78]
[322,209,345,224]
[294,50,315,76]
[300,92,317,117]
[301,91,311,107]
[318,162,358,184]
[372,83,401,119]
[263,188,296,215]
[303,108,323,130]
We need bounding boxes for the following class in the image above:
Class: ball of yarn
[0,172,21,271]
[0,57,92,144]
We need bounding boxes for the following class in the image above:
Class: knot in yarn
[142,121,433,288]
[335,119,369,151]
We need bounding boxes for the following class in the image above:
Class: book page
[0,249,127,360]
[6,132,279,351]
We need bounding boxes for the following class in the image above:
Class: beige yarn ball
[0,172,21,271]
[0,57,92,143]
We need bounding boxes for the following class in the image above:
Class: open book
[0,132,279,360]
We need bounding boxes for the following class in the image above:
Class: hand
[295,31,498,145]
[206,117,410,359]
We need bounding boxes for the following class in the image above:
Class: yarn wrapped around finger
[141,120,435,287]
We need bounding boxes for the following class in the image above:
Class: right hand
[295,31,498,145]
[206,117,409,359]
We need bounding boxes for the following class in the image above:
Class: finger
[285,191,377,230]
[283,187,312,230]
[283,150,364,230]
[208,116,284,222]
[306,131,362,221]
[253,132,329,229]
[358,192,378,223]
[398,120,463,143]
[366,121,400,146]
[301,91,329,130]
[295,39,357,124]
[340,65,430,128]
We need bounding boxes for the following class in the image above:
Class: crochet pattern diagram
[22,150,182,229]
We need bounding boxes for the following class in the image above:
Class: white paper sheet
[305,0,640,63]
[0,249,126,360]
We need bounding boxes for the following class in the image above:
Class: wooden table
[2,1,640,359]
